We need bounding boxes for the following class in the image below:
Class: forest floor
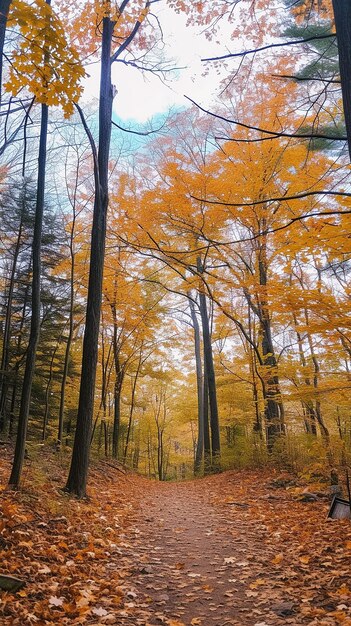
[1,447,351,626]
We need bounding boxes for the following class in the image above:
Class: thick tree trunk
[188,295,204,474]
[8,103,48,488]
[257,236,284,450]
[260,314,285,449]
[332,0,351,161]
[0,0,11,99]
[197,258,220,466]
[65,17,114,497]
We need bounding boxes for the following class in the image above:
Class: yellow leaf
[272,553,284,565]
[299,555,310,564]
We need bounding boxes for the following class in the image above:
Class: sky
[83,5,232,124]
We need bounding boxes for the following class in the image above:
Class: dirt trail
[129,479,264,626]
[119,475,337,626]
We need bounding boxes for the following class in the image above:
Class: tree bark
[8,103,48,488]
[332,0,351,161]
[197,257,220,466]
[123,352,143,463]
[111,305,124,459]
[112,370,124,459]
[256,232,284,450]
[57,204,76,445]
[188,294,204,474]
[42,338,59,441]
[8,281,29,438]
[203,359,211,470]
[0,0,11,100]
[65,16,114,496]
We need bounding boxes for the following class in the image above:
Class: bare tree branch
[185,96,347,142]
[202,33,336,63]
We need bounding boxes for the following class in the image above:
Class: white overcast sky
[83,6,233,122]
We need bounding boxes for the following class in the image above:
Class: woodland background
[1,0,351,495]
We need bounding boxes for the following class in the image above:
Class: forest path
[129,477,266,626]
[120,471,344,626]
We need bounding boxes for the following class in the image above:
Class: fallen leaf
[299,555,310,564]
[92,606,108,616]
[48,596,64,607]
[272,553,284,565]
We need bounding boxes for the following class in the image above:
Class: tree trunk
[0,0,11,100]
[157,427,163,481]
[248,307,263,437]
[57,207,76,445]
[256,234,284,450]
[203,358,211,471]
[123,352,142,463]
[65,16,114,497]
[42,338,59,441]
[197,257,220,466]
[332,0,351,161]
[8,281,29,438]
[112,370,123,459]
[8,103,48,488]
[188,294,204,474]
[111,308,124,459]
[304,310,329,443]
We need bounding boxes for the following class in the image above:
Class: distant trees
[0,179,72,441]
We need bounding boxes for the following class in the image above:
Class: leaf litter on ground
[0,447,351,625]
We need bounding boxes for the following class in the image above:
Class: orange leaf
[299,555,310,564]
[272,553,284,565]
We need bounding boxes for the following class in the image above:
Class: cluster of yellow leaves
[5,0,85,117]
[58,0,151,59]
